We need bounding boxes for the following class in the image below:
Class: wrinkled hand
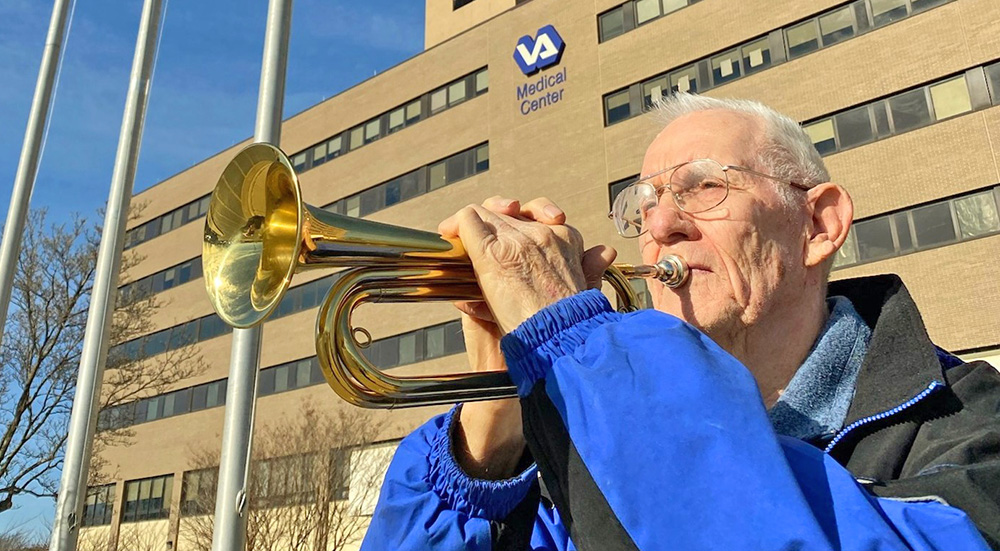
[438,197,616,479]
[449,206,582,333]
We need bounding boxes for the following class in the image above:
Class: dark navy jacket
[361,275,998,550]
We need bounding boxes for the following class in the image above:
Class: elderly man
[360,94,1000,550]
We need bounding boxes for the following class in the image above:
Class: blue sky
[0,0,423,537]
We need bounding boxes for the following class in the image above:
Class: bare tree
[0,209,204,514]
[182,402,392,551]
[0,527,47,551]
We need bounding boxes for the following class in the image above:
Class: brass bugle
[203,143,689,408]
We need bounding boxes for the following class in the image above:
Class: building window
[669,65,698,94]
[887,88,931,132]
[608,176,636,209]
[405,100,422,124]
[804,119,836,155]
[430,88,447,114]
[599,7,627,41]
[834,186,1000,269]
[871,0,909,26]
[82,485,116,526]
[327,136,343,160]
[825,7,859,45]
[928,76,972,120]
[835,231,859,266]
[448,80,467,106]
[891,212,914,252]
[122,474,173,523]
[854,217,895,261]
[349,126,364,151]
[364,119,381,144]
[911,202,956,248]
[955,191,1000,238]
[741,37,772,75]
[642,76,668,109]
[475,144,489,172]
[181,468,217,516]
[635,0,661,25]
[473,70,489,95]
[985,62,1000,104]
[786,20,820,58]
[605,91,631,126]
[453,0,475,9]
[388,108,405,133]
[346,195,361,217]
[710,50,741,85]
[662,0,687,14]
[429,162,447,191]
[834,106,874,150]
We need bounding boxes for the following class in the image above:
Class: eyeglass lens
[611,160,729,237]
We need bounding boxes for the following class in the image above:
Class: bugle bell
[203,143,688,408]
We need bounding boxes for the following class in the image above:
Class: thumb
[582,245,618,289]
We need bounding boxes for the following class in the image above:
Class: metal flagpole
[0,0,74,348]
[211,0,292,549]
[48,0,165,548]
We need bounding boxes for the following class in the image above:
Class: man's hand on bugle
[437,196,616,480]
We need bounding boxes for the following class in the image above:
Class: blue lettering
[517,83,530,100]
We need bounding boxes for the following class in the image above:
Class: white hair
[653,93,830,204]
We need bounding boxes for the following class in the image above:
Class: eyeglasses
[608,158,811,238]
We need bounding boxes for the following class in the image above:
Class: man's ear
[804,183,853,268]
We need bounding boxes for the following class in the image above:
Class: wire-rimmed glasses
[608,159,810,238]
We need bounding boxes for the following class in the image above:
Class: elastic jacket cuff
[500,289,620,396]
[427,405,538,521]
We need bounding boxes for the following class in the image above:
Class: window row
[804,62,1000,156]
[323,143,489,218]
[365,319,466,370]
[181,451,350,517]
[97,377,227,431]
[81,484,116,527]
[599,0,703,42]
[110,273,342,363]
[124,195,211,251]
[253,450,350,508]
[118,257,204,306]
[834,186,1000,269]
[124,68,489,250]
[290,68,488,174]
[122,474,173,523]
[602,0,954,125]
[100,319,467,431]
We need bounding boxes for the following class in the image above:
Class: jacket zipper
[824,380,944,454]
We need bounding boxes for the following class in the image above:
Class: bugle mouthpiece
[655,255,689,288]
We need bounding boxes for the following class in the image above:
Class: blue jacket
[361,285,993,550]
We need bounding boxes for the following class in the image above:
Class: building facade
[82,0,1000,548]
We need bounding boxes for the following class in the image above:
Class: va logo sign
[513,25,565,75]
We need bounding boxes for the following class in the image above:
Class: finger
[519,197,565,225]
[454,300,496,323]
[438,212,459,237]
[440,199,519,237]
[582,245,618,289]
[481,196,520,216]
[454,205,499,258]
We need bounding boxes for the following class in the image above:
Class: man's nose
[644,199,699,245]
